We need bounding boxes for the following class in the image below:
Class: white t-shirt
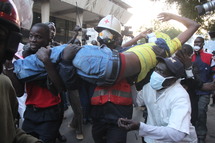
[137,80,197,143]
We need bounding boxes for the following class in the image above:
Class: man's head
[91,40,98,46]
[44,22,56,41]
[150,57,185,90]
[29,23,50,53]
[74,39,81,46]
[95,15,122,49]
[0,0,21,71]
[193,36,204,52]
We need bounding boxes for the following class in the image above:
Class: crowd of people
[1,0,215,143]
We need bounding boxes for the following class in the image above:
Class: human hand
[62,44,82,61]
[175,49,192,69]
[157,12,173,22]
[138,29,153,39]
[118,118,140,131]
[152,45,167,58]
[202,79,215,91]
[36,46,51,63]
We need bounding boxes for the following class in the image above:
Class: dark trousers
[22,105,62,143]
[92,121,127,143]
[194,94,210,139]
[190,94,199,126]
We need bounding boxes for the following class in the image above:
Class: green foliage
[152,19,181,38]
[160,27,181,39]
[150,0,215,33]
[136,19,181,42]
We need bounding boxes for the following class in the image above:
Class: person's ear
[162,77,176,88]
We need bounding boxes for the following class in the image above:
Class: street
[57,98,215,143]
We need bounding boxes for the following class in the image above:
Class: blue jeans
[73,45,120,86]
[14,44,67,81]
[13,45,120,86]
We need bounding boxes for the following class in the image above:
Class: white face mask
[147,33,157,43]
[149,71,174,90]
[193,46,201,51]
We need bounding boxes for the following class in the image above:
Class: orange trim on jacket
[91,79,132,105]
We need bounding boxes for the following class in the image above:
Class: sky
[122,0,215,52]
[124,0,182,33]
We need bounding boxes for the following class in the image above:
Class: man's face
[194,37,204,50]
[48,25,56,40]
[29,26,49,52]
[154,62,172,78]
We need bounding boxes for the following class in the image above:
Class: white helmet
[95,15,122,36]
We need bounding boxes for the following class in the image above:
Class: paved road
[57,98,215,143]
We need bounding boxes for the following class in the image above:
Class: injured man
[13,12,200,87]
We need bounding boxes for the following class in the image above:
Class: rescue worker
[0,0,41,142]
[90,15,133,143]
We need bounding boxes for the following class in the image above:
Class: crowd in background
[1,1,215,143]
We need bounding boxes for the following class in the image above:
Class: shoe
[76,133,84,140]
[57,134,67,142]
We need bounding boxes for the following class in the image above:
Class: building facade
[22,0,132,43]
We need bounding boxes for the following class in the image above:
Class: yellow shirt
[126,35,181,82]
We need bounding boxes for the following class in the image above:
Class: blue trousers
[14,44,120,86]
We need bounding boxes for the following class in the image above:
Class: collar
[155,79,181,101]
[195,49,204,55]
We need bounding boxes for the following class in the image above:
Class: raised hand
[139,29,153,39]
[157,12,173,22]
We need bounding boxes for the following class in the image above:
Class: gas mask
[97,29,114,45]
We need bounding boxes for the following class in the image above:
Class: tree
[151,0,215,34]
[136,19,181,44]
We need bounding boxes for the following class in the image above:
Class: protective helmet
[0,0,20,32]
[95,15,121,36]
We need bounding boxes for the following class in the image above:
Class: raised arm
[121,29,152,48]
[157,12,200,44]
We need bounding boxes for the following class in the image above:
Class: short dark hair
[31,23,50,37]
[196,36,204,43]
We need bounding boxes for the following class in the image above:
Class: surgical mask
[147,33,157,43]
[150,71,174,90]
[193,46,201,51]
